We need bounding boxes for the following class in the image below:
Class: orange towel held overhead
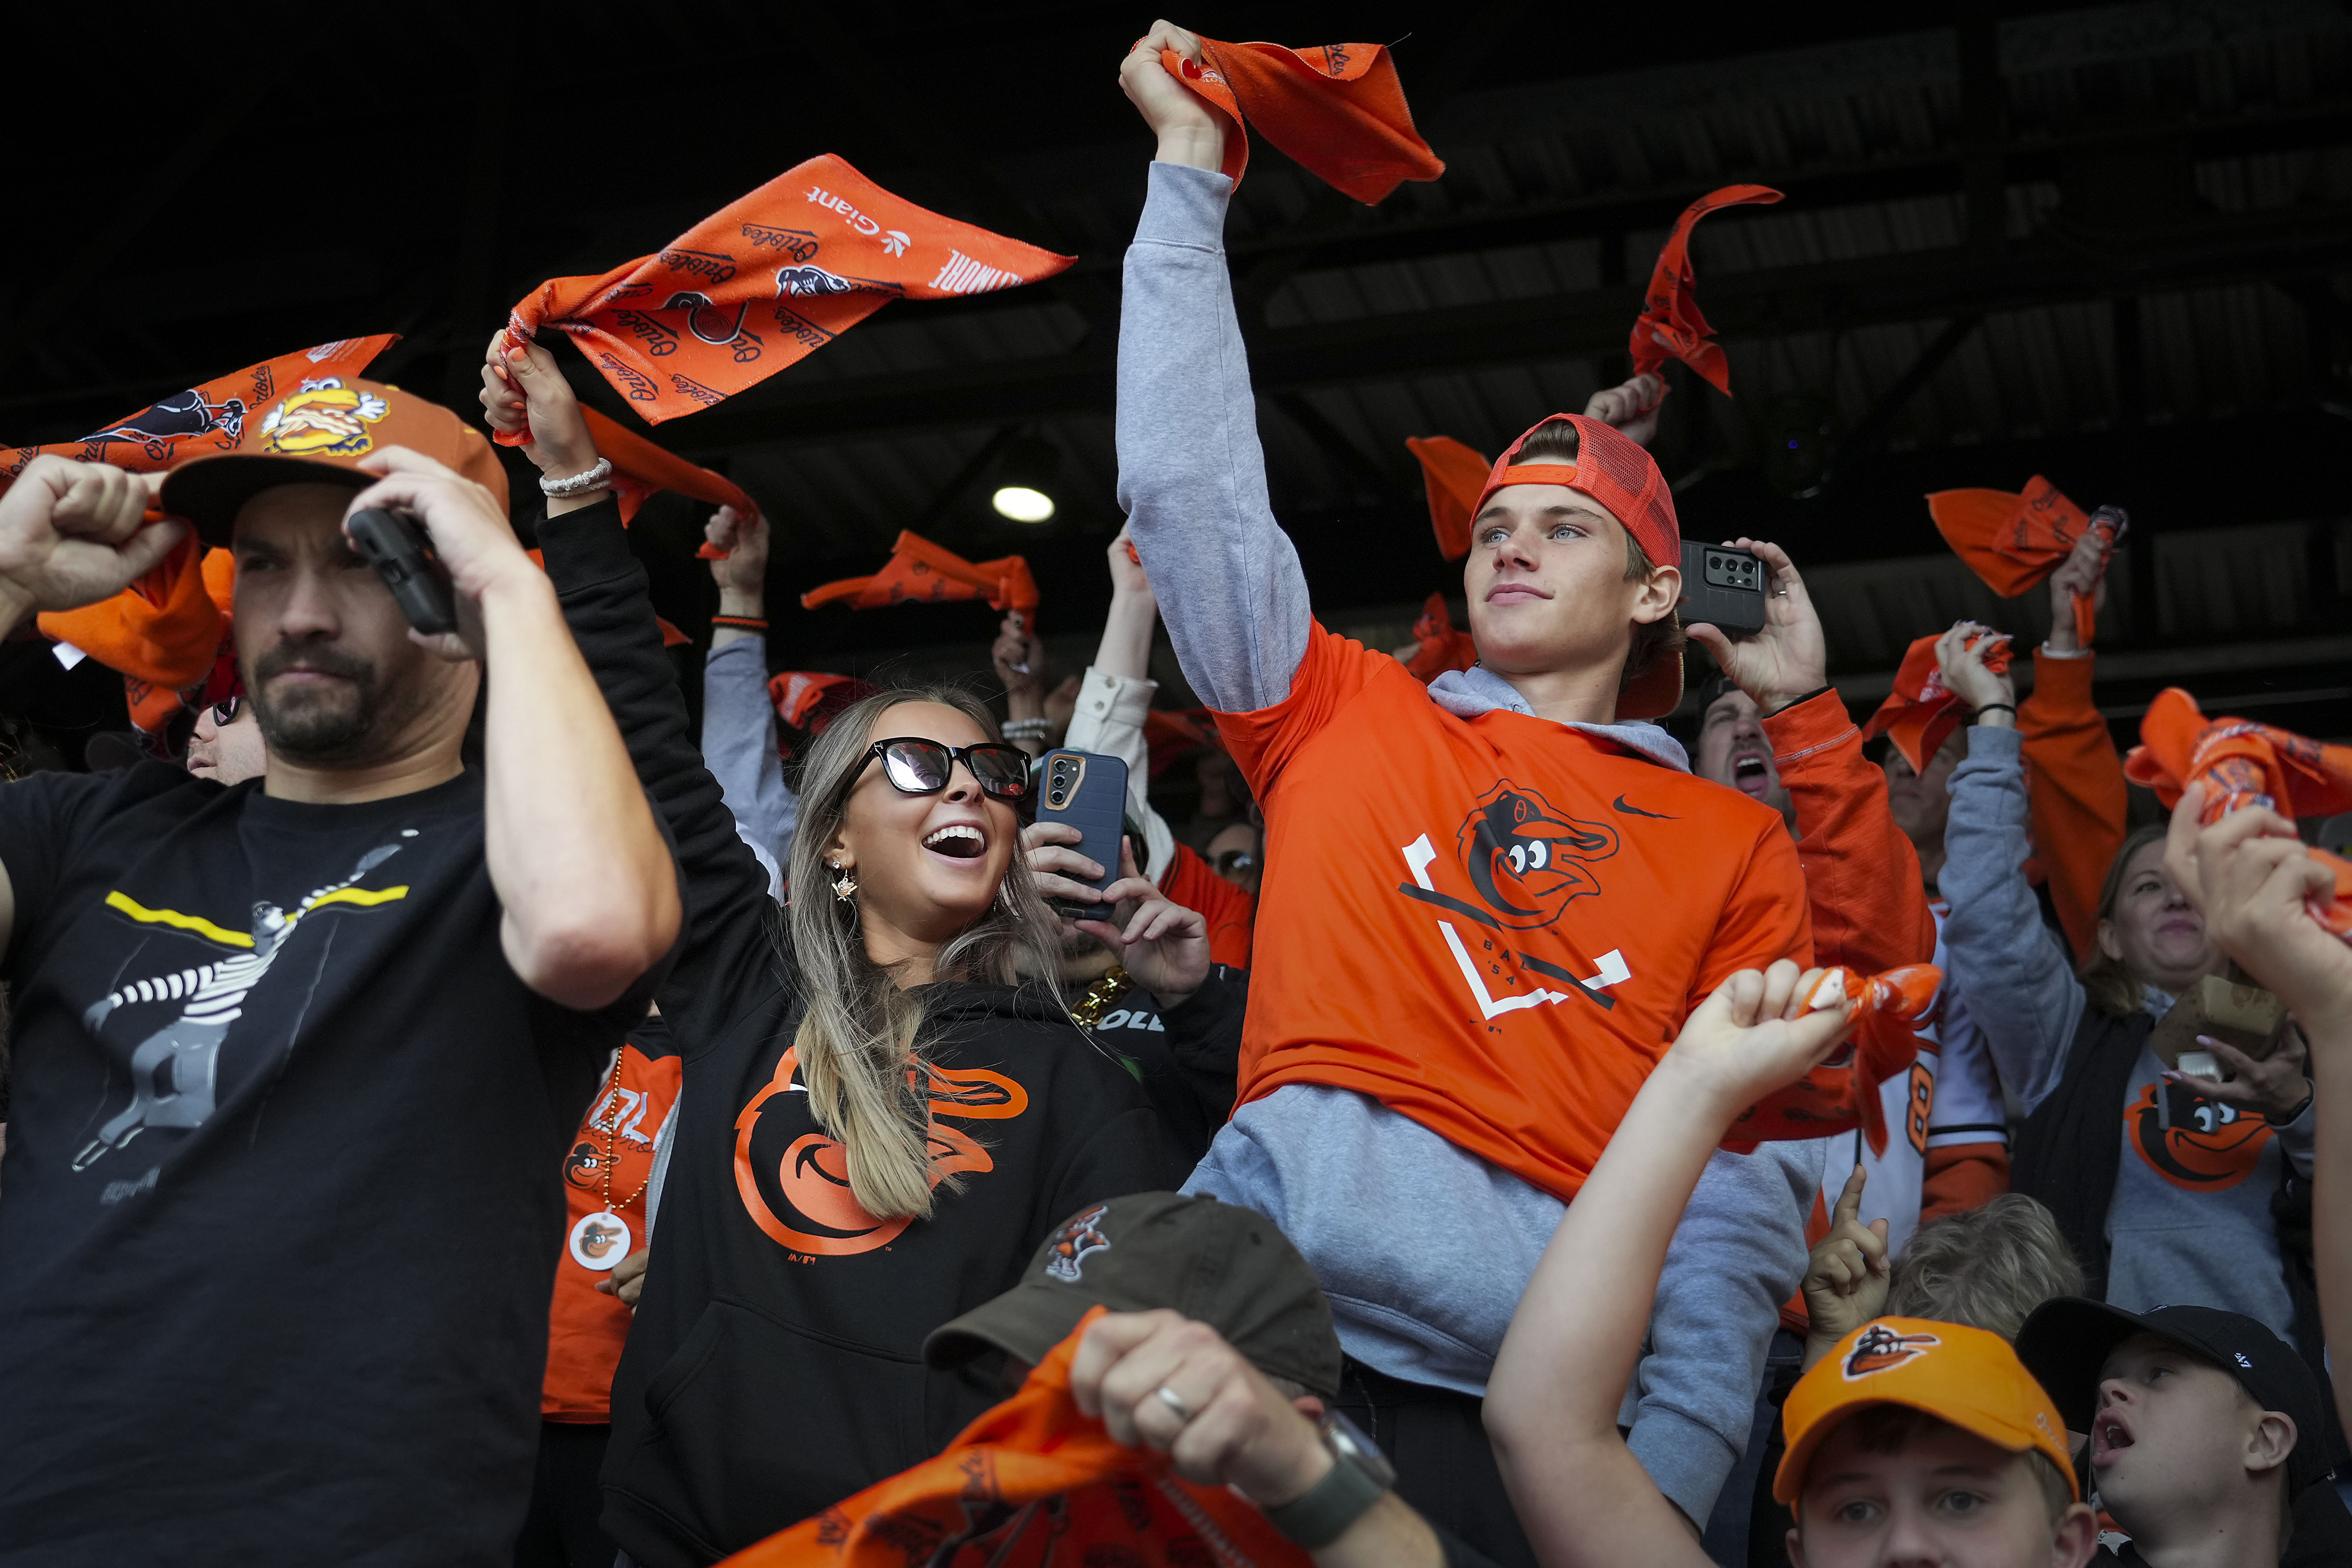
[1863,629,2014,777]
[1727,965,1939,1157]
[801,531,1040,624]
[1928,479,2126,649]
[1630,185,1783,396]
[1166,37,1444,205]
[1406,435,1490,560]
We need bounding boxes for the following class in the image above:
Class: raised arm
[1113,29,1310,713]
[1487,964,1850,1568]
[2019,531,2126,963]
[1063,526,1178,881]
[699,505,796,886]
[1933,624,2085,1115]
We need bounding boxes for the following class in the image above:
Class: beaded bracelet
[1002,717,1053,741]
[711,615,769,632]
[539,458,613,497]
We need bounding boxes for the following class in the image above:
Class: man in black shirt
[0,381,679,1567]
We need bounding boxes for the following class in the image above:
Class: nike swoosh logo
[1613,795,1676,819]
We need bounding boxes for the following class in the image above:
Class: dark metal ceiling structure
[7,0,2348,746]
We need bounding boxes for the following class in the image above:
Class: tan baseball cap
[1775,1317,2078,1506]
[161,376,509,544]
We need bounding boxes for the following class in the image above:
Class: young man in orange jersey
[1118,23,1823,1557]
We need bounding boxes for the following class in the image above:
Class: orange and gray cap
[160,377,509,546]
[1774,1317,2078,1507]
[1475,412,1682,719]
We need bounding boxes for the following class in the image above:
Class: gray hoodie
[1117,158,1818,1523]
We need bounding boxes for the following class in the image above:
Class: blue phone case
[1038,749,1129,922]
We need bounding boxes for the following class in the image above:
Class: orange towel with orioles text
[1167,37,1443,205]
[716,1307,1309,1568]
[802,532,1039,621]
[1928,479,2125,648]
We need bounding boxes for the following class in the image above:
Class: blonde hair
[783,687,1066,1221]
[2079,824,2171,1018]
[1885,1194,2086,1341]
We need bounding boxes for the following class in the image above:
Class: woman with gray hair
[502,348,1182,1568]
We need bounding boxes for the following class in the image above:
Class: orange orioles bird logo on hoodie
[2126,1079,2273,1192]
[734,1048,1030,1257]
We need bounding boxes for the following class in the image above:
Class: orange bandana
[1927,478,2123,646]
[1402,592,1477,683]
[1862,630,2013,776]
[715,1308,1310,1568]
[504,156,1072,431]
[1630,186,1783,395]
[1405,435,1488,560]
[1728,965,1939,1156]
[1167,38,1444,204]
[2125,688,2352,941]
[802,531,1039,622]
[18,339,398,723]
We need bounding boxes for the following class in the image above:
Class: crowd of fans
[4,21,2352,1568]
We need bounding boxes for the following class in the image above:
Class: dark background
[6,0,2348,762]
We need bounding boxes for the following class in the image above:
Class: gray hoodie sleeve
[1620,1139,1823,1525]
[1116,161,1311,712]
[701,637,797,878]
[1939,725,2085,1117]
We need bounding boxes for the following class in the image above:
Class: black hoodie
[539,500,1166,1567]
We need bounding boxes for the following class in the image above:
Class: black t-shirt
[0,763,659,1567]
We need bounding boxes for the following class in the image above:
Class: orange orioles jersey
[543,1025,683,1420]
[1214,624,1811,1203]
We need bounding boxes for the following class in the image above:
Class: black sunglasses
[846,738,1033,804]
[209,695,242,727]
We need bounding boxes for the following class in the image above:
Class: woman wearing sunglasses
[489,338,1180,1568]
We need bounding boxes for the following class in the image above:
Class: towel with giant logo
[2126,688,2352,941]
[1165,36,1443,205]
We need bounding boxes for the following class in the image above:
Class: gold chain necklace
[1069,966,1132,1030]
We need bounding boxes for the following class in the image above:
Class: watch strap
[1262,1446,1387,1548]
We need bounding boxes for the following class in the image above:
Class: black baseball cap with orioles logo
[160,376,510,545]
[923,1192,1343,1400]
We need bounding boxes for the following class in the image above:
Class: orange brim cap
[1773,1317,2076,1507]
[161,376,509,545]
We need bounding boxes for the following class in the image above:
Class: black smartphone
[1678,540,1768,638]
[1037,749,1129,922]
[347,509,459,637]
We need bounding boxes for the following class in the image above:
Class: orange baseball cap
[1475,412,1683,720]
[1774,1317,2078,1507]
[161,376,510,545]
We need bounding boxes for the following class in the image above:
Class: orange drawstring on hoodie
[1402,592,1476,683]
[714,1307,1309,1568]
[1927,479,2125,648]
[1165,37,1444,205]
[502,156,1072,433]
[802,531,1039,622]
[1630,185,1783,395]
[2125,688,2352,941]
[1727,965,1940,1156]
[1862,629,2014,776]
[1405,435,1488,560]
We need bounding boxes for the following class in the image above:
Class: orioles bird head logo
[1457,782,1618,930]
[1043,1204,1112,1283]
[577,1219,624,1260]
[258,380,388,458]
[2129,1080,2273,1190]
[563,1140,603,1189]
[1843,1323,1941,1379]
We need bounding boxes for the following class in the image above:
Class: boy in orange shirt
[1117,21,1820,1551]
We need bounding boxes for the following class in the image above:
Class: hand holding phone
[1038,749,1129,922]
[347,509,459,637]
[1679,540,1767,639]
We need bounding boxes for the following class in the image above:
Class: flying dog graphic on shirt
[1392,779,1633,1021]
[72,837,416,1172]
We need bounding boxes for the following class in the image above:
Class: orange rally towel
[2125,688,2352,941]
[503,156,1072,431]
[1402,592,1477,683]
[715,1307,1310,1568]
[1729,965,1939,1156]
[576,406,757,538]
[801,531,1039,621]
[1406,435,1488,560]
[1862,629,2013,776]
[1166,38,1444,205]
[1630,186,1782,396]
[39,533,220,690]
[769,670,866,729]
[1927,480,2125,647]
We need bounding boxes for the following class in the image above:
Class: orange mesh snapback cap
[1475,412,1683,719]
[1773,1317,2078,1507]
[161,377,510,545]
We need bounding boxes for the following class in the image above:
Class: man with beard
[0,381,679,1567]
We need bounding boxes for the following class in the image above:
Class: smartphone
[1037,749,1129,922]
[347,509,459,637]
[1679,540,1767,638]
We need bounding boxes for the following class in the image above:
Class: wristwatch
[1262,1412,1396,1548]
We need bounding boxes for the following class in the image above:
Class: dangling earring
[830,862,857,901]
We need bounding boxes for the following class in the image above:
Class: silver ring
[1153,1385,1194,1423]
